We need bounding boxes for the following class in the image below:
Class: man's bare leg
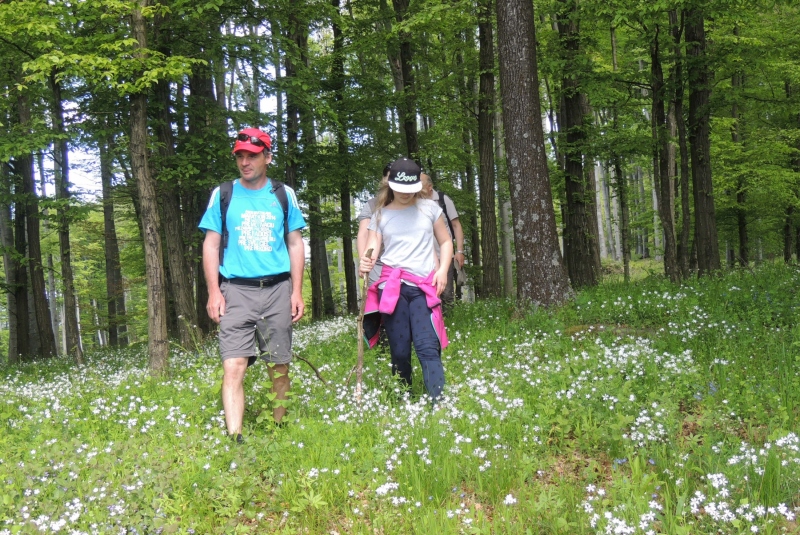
[222,358,248,435]
[269,363,290,423]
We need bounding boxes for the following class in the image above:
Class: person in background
[199,128,306,443]
[359,158,452,403]
[356,162,392,286]
[420,173,465,314]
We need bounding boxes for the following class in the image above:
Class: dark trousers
[379,284,445,402]
[440,264,457,315]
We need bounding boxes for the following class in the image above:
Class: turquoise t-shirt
[199,179,306,279]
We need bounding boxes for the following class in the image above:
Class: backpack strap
[269,179,290,247]
[436,191,454,238]
[218,180,235,266]
[218,178,290,267]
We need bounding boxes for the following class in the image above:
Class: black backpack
[218,179,289,266]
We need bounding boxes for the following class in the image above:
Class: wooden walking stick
[356,248,373,402]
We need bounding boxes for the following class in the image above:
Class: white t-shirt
[368,199,443,279]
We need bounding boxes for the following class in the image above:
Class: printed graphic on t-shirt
[236,210,277,252]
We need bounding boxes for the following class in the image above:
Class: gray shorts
[219,278,293,365]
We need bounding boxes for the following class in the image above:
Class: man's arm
[432,215,454,296]
[450,217,465,269]
[203,230,225,323]
[357,218,371,258]
[287,229,305,322]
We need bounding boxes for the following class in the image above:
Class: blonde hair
[372,181,424,230]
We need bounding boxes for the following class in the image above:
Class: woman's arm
[359,230,382,276]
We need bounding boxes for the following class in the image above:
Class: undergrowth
[1,263,798,534]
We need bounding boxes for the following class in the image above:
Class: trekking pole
[356,248,373,403]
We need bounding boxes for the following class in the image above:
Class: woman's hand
[359,254,376,277]
[432,267,448,296]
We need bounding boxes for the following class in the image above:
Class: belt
[221,272,290,288]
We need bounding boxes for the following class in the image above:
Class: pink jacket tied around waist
[362,265,449,350]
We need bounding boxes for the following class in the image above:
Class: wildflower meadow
[1,263,799,534]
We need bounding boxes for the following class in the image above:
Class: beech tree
[496,0,572,305]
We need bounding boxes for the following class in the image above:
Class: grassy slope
[1,263,799,534]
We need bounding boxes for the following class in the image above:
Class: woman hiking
[359,157,453,403]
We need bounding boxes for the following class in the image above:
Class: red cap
[232,128,272,154]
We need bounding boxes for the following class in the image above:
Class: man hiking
[199,128,306,443]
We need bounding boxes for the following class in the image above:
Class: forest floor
[1,262,799,534]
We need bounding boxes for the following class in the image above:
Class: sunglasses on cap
[236,133,269,148]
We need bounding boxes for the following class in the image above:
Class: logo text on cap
[394,172,418,182]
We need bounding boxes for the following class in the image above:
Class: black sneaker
[274,421,286,430]
[233,433,244,444]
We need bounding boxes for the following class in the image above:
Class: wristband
[456,250,464,254]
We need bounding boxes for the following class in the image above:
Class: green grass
[1,263,799,534]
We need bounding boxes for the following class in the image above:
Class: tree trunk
[685,9,720,275]
[611,26,631,282]
[50,76,83,364]
[131,0,169,374]
[558,3,599,289]
[15,93,58,358]
[37,153,60,350]
[331,0,359,314]
[496,0,572,305]
[284,12,301,191]
[784,207,794,263]
[669,10,691,278]
[99,139,127,347]
[495,107,515,297]
[455,52,481,296]
[0,163,20,362]
[477,0,501,297]
[12,161,30,359]
[391,0,419,158]
[21,156,57,358]
[186,64,219,337]
[731,63,748,267]
[650,28,680,282]
[154,77,201,348]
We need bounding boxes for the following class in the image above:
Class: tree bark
[284,11,301,191]
[21,154,57,358]
[15,93,58,358]
[186,62,218,337]
[50,76,83,363]
[36,153,60,350]
[611,26,631,282]
[131,0,169,374]
[454,46,481,294]
[477,0,501,297]
[557,2,600,289]
[495,106,515,297]
[685,9,720,275]
[154,77,201,348]
[391,0,419,158]
[12,162,30,360]
[669,10,691,278]
[99,139,127,347]
[650,27,680,282]
[731,61,748,267]
[0,163,20,362]
[332,0,359,314]
[496,0,572,305]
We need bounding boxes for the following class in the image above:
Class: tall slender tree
[50,75,84,363]
[130,0,168,373]
[685,8,720,274]
[477,0,501,297]
[496,0,572,305]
